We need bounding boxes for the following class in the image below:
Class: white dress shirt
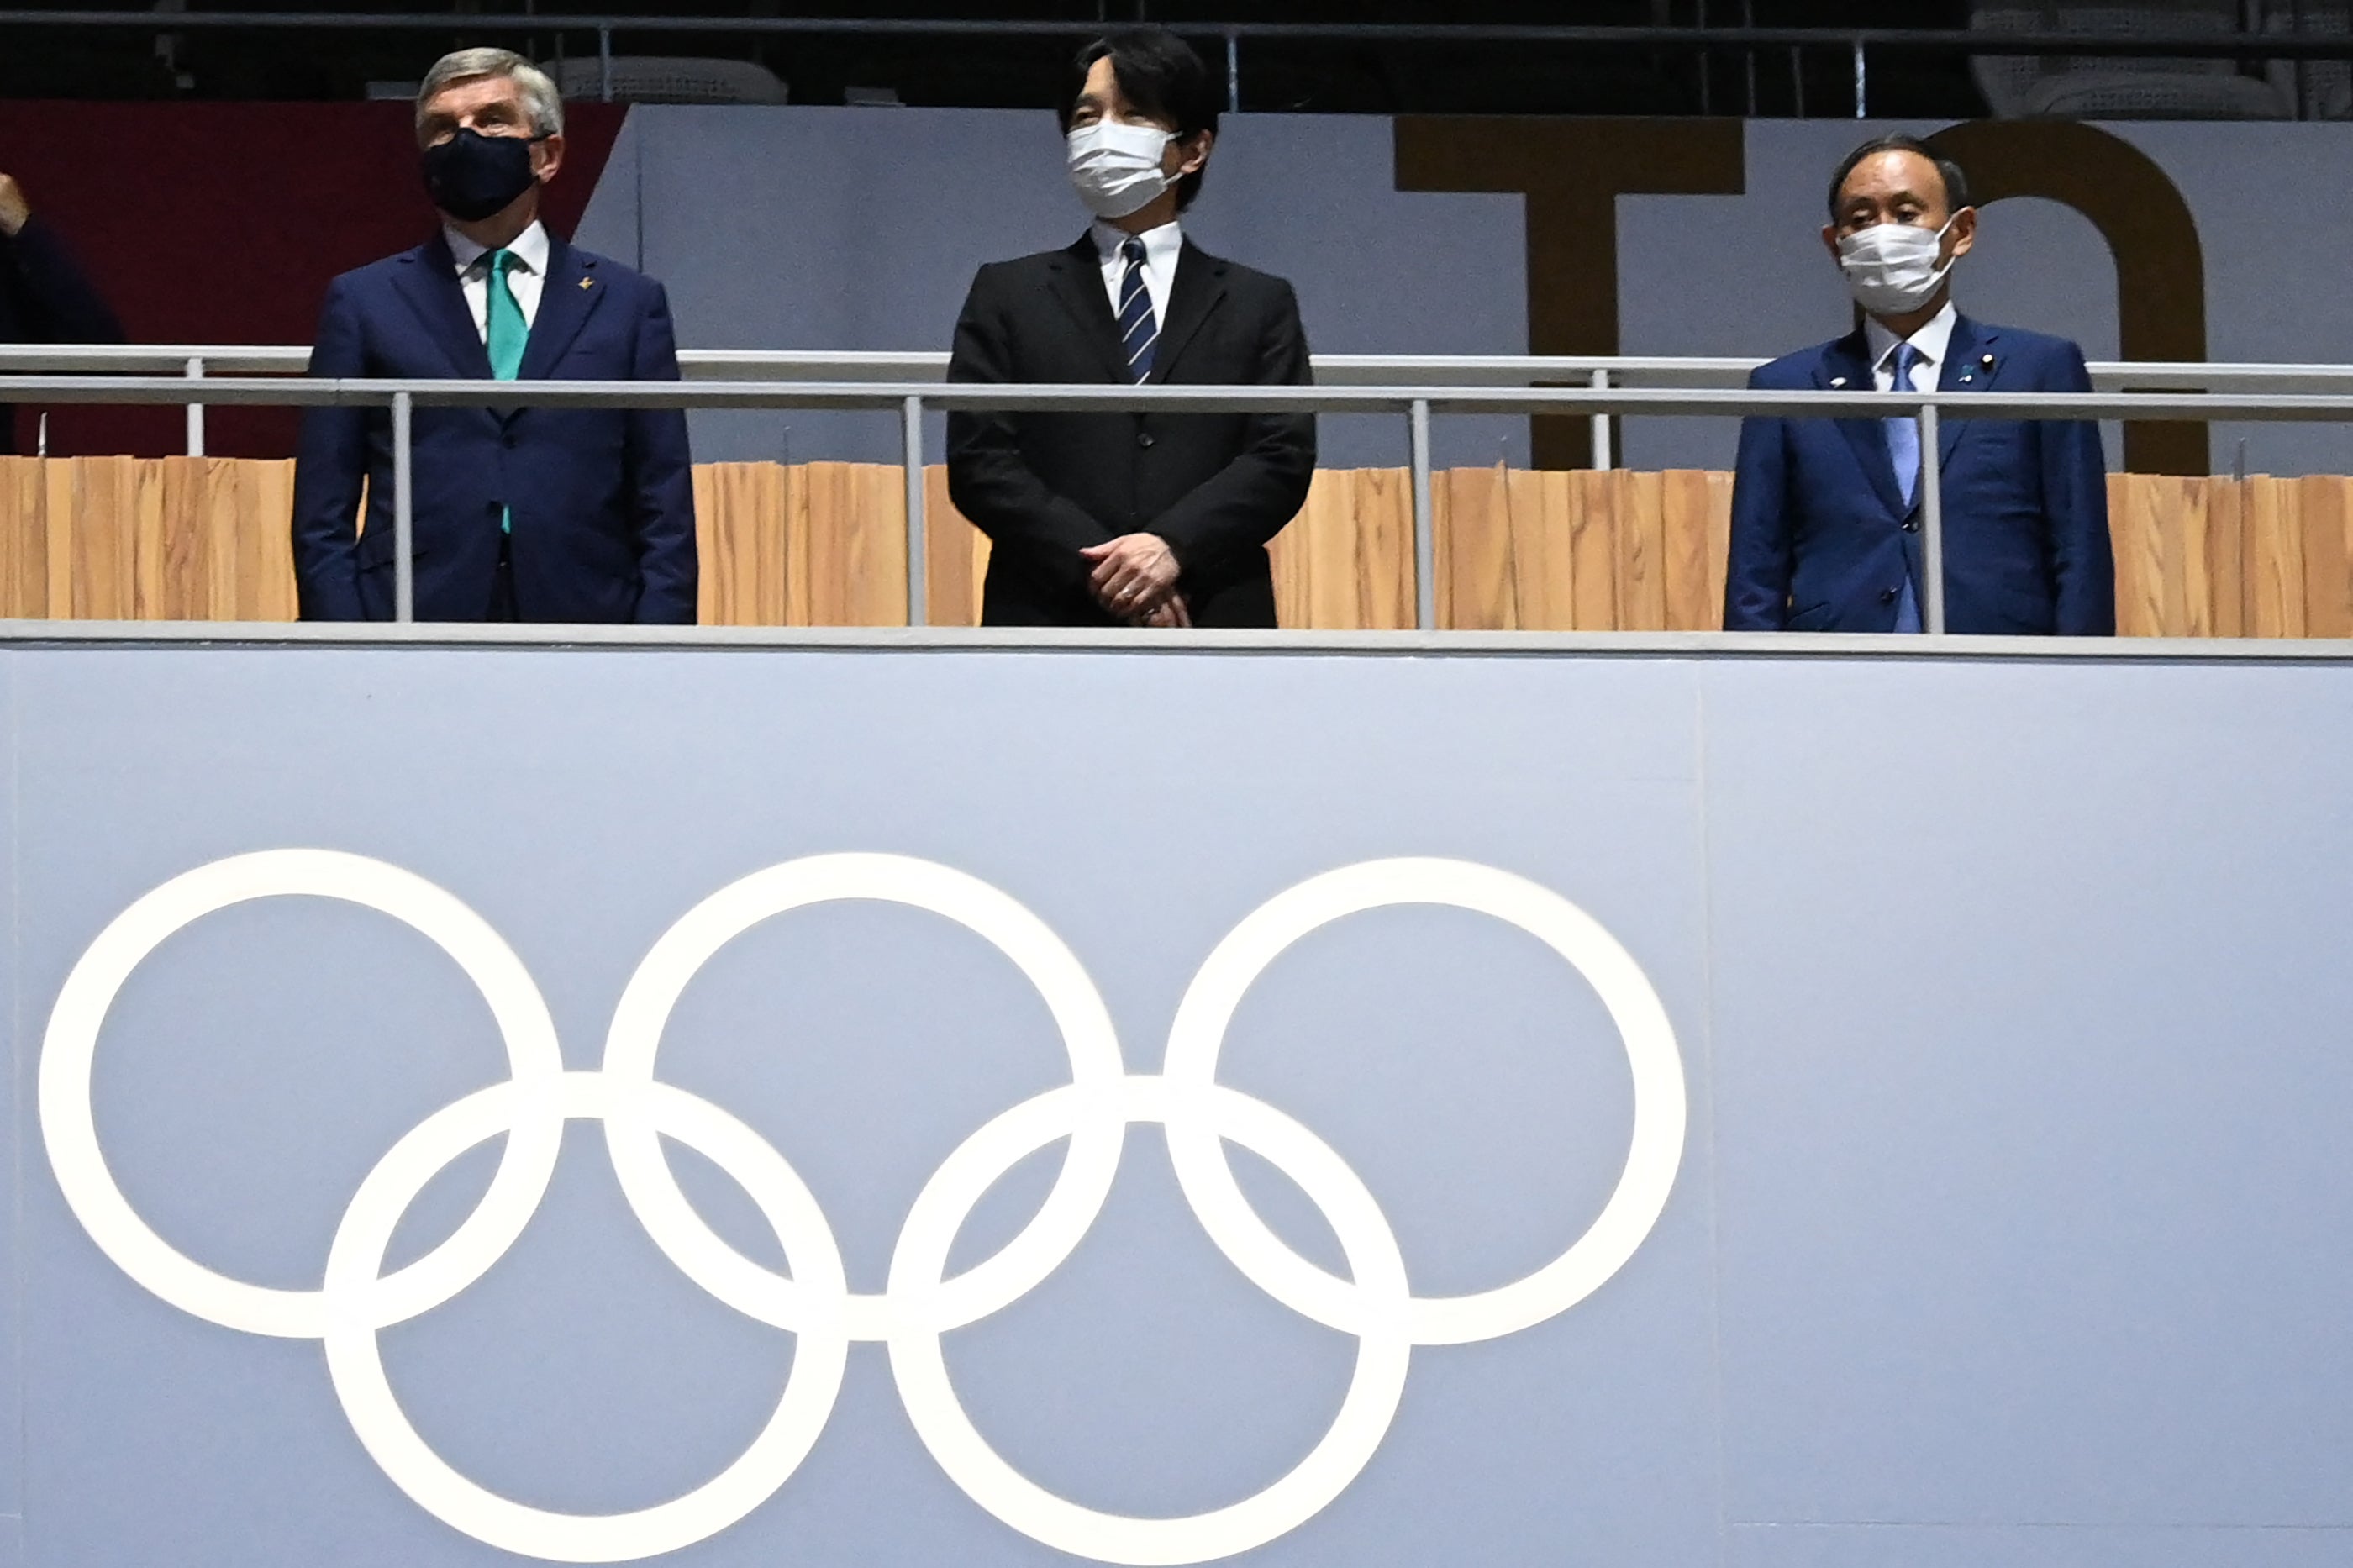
[1864,298,1957,395]
[444,218,549,339]
[1091,218,1181,327]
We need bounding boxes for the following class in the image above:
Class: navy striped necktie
[1116,236,1158,383]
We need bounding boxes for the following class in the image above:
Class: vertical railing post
[1225,30,1240,113]
[1852,39,1867,117]
[599,25,614,102]
[903,392,927,628]
[1410,398,1435,631]
[1917,401,1945,634]
[392,392,415,624]
[183,355,205,457]
[1589,367,1613,471]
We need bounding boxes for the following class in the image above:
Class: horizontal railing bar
[3,620,2352,663]
[5,12,2353,59]
[12,375,2353,424]
[15,345,2353,395]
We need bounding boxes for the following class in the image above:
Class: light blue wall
[7,644,2350,1565]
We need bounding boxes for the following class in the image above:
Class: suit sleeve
[945,264,1113,592]
[0,216,125,344]
[2041,342,2115,635]
[1724,370,1793,631]
[290,277,369,623]
[624,280,699,625]
[1143,278,1316,573]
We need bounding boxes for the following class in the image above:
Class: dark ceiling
[8,2,1991,117]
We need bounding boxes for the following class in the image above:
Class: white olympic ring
[39,850,1687,1566]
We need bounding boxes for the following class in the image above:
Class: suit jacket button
[1138,431,1156,449]
[1902,518,1919,533]
[503,433,518,450]
[1880,587,1899,604]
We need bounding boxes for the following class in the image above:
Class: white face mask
[1066,119,1176,220]
[1836,216,1958,316]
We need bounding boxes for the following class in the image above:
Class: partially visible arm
[1140,279,1316,572]
[0,206,126,345]
[2040,342,2116,636]
[945,265,1113,593]
[1723,371,1793,630]
[289,278,370,622]
[624,280,698,624]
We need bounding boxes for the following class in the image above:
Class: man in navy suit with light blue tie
[1725,135,2113,635]
[292,49,696,623]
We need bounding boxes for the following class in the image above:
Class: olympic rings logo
[39,850,1686,1566]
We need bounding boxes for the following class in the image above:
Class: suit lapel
[1044,234,1134,383]
[392,234,492,380]
[1147,242,1228,383]
[1818,329,1907,521]
[1936,314,1997,470]
[515,235,606,387]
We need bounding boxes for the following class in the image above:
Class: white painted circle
[886,1076,1413,1567]
[38,850,566,1339]
[322,1071,851,1564]
[599,853,1129,1337]
[1161,858,1687,1346]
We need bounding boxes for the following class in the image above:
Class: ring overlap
[39,850,1686,1565]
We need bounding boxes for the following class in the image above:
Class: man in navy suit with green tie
[1725,134,2113,635]
[292,48,696,624]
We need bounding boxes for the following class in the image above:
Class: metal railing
[7,11,2353,119]
[10,361,2353,635]
[14,342,2353,471]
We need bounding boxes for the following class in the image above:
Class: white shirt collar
[445,218,550,277]
[1864,297,1959,379]
[1090,218,1182,272]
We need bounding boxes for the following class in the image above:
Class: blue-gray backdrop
[3,641,2349,1567]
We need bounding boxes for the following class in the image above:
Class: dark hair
[1825,134,1971,220]
[1061,27,1220,212]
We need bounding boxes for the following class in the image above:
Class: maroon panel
[0,100,626,456]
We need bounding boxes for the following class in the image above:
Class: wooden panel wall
[0,456,297,620]
[7,455,2351,636]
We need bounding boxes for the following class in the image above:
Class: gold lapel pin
[578,277,594,290]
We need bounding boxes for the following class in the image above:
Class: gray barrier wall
[4,638,2350,1567]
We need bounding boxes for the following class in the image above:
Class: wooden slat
[1703,469,1733,630]
[2242,476,2307,638]
[1615,471,1671,632]
[1437,466,1513,630]
[2202,476,2244,639]
[923,464,987,628]
[2299,475,2353,639]
[0,456,45,618]
[1566,470,1620,631]
[1352,468,1414,630]
[1661,469,1716,632]
[793,461,906,627]
[693,461,787,627]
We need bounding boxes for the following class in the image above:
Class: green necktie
[486,248,528,380]
[485,248,528,533]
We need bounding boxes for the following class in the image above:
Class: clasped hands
[1079,533,1191,627]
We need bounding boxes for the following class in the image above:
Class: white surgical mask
[1836,217,1957,316]
[1066,119,1176,220]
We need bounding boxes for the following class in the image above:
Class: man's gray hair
[415,48,564,139]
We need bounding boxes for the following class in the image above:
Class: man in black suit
[947,26,1315,628]
[0,168,126,455]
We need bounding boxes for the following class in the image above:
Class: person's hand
[1080,532,1179,618]
[0,174,29,237]
[1135,593,1192,629]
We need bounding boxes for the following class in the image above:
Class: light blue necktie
[1116,237,1158,383]
[1885,341,1924,633]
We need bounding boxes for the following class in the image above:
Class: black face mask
[421,127,540,222]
